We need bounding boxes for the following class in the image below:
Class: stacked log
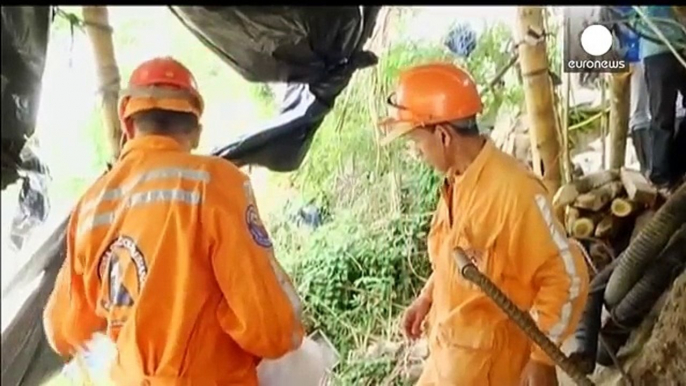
[554,167,659,275]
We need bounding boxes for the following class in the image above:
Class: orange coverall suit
[416,140,590,385]
[43,135,304,385]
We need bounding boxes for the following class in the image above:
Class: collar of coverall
[441,137,495,196]
[119,135,185,160]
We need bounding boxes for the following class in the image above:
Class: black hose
[605,182,686,308]
[596,321,631,367]
[596,225,686,367]
[611,225,686,327]
[570,260,618,374]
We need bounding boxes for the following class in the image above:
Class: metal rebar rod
[453,248,594,386]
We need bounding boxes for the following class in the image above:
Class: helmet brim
[121,96,201,120]
[377,118,416,146]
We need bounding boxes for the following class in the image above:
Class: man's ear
[435,124,452,147]
[190,123,202,149]
[123,118,136,140]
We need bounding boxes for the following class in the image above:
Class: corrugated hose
[452,248,594,386]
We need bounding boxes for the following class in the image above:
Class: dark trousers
[631,128,651,176]
[643,52,686,186]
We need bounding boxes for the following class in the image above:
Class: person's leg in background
[629,62,652,176]
[644,52,683,188]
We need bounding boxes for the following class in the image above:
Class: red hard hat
[118,57,204,120]
[379,62,482,145]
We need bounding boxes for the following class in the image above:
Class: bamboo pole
[82,6,123,161]
[515,6,562,194]
[600,75,608,169]
[608,71,632,169]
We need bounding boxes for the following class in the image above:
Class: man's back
[47,135,303,385]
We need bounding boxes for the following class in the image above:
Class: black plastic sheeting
[170,6,380,171]
[1,6,51,191]
[9,143,52,253]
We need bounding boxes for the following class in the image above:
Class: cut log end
[565,207,581,234]
[611,198,638,218]
[572,218,596,238]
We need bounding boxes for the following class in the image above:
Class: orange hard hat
[378,62,482,145]
[118,57,204,121]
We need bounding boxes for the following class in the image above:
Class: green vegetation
[262,23,524,384]
[44,6,272,203]
[31,8,527,386]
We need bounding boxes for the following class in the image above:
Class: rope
[480,52,519,96]
[54,7,113,33]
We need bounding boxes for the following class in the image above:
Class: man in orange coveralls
[43,57,304,385]
[379,63,590,386]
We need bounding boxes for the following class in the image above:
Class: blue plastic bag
[616,24,641,63]
[444,23,477,59]
[611,6,641,63]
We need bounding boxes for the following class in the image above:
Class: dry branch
[574,181,624,212]
[553,170,619,208]
[620,167,658,206]
[594,213,621,239]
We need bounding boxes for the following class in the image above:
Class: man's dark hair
[444,116,480,137]
[131,109,199,135]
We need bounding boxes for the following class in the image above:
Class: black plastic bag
[9,143,51,253]
[1,6,51,190]
[170,6,380,171]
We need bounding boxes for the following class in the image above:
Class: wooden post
[516,6,562,194]
[608,71,631,169]
[82,6,123,161]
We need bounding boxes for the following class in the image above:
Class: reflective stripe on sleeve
[533,194,581,344]
[265,254,303,349]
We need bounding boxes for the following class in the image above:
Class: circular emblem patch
[246,204,272,248]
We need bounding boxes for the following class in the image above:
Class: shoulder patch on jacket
[245,204,273,248]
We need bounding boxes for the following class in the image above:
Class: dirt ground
[627,271,686,385]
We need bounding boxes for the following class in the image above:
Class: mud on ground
[628,271,686,386]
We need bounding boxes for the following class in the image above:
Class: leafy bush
[269,42,449,355]
[261,21,524,384]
